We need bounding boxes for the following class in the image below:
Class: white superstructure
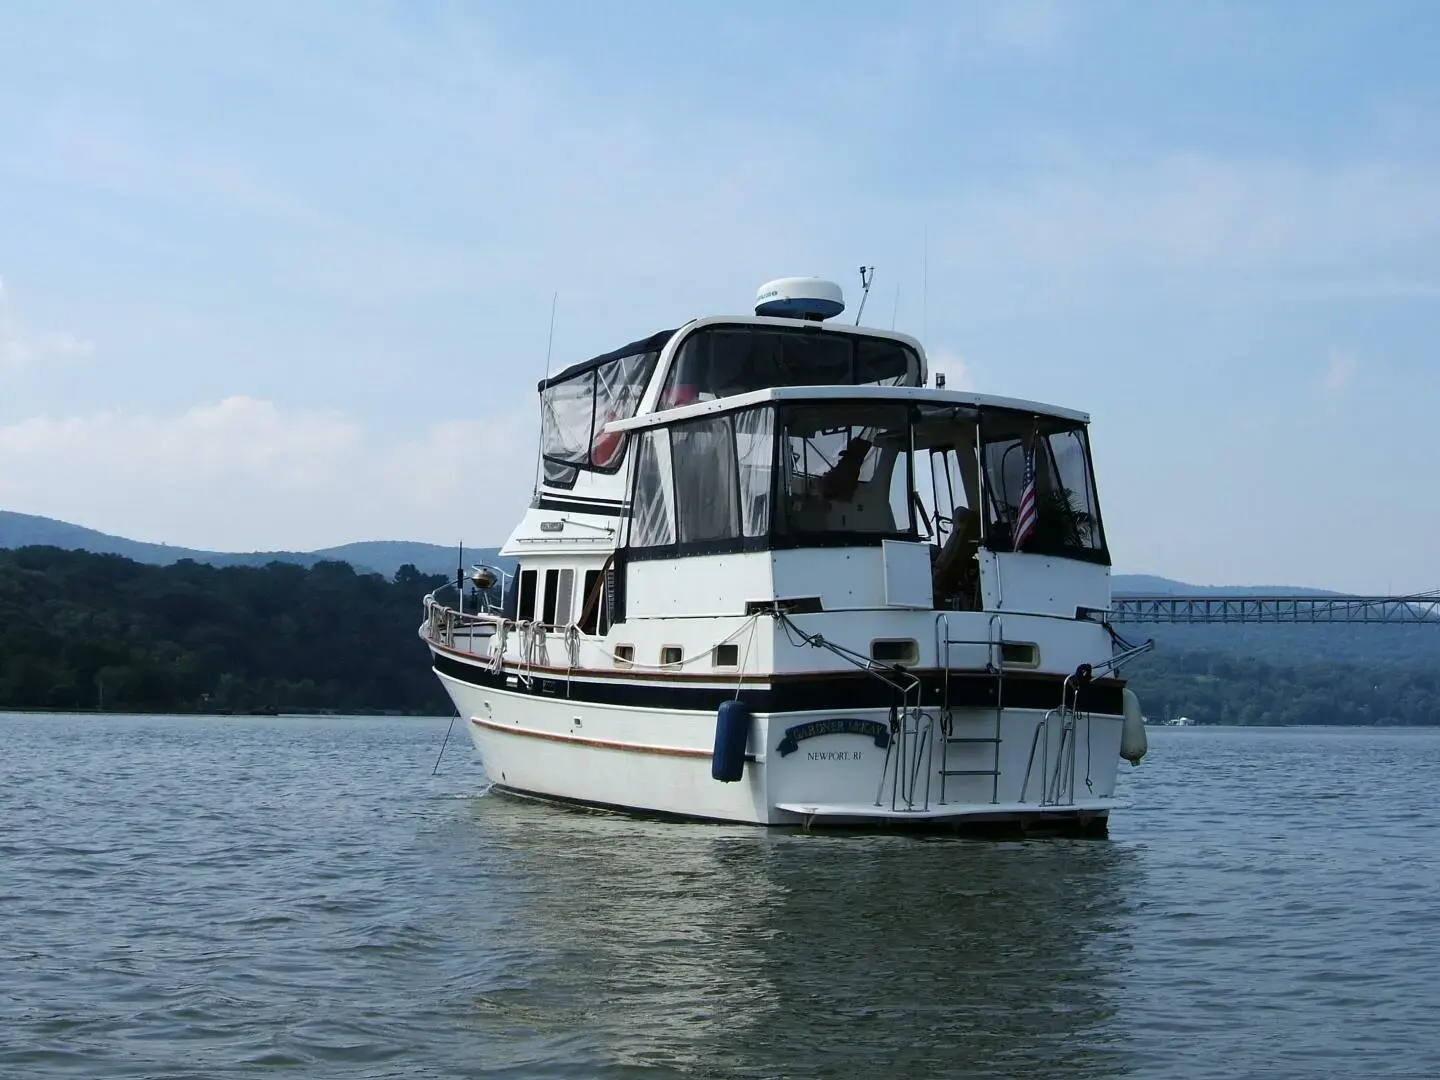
[422,278,1151,833]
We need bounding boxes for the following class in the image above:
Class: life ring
[591,414,624,467]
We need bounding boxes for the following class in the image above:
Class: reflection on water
[455,794,1142,1078]
[6,716,1438,1079]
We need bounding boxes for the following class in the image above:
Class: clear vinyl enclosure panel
[539,344,662,487]
[627,398,1108,571]
[978,410,1107,563]
[628,402,915,557]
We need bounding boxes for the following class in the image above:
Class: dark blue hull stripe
[432,654,1124,714]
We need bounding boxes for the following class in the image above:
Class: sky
[1,0,1437,592]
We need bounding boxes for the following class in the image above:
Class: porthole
[871,639,919,665]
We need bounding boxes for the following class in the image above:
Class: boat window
[626,401,923,556]
[579,569,605,634]
[592,351,656,467]
[980,411,1108,564]
[553,568,575,627]
[776,403,914,542]
[539,347,660,485]
[613,644,634,667]
[630,430,676,548]
[517,569,538,621]
[627,406,774,554]
[659,324,920,408]
[1000,641,1040,668]
[871,639,919,665]
[541,569,561,625]
[734,408,774,538]
[541,372,594,470]
[674,416,740,543]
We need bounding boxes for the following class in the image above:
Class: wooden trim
[470,716,712,759]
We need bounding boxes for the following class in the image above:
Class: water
[2,715,1437,1079]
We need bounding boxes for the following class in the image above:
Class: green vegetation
[1125,649,1440,726]
[1,545,1435,723]
[0,546,452,715]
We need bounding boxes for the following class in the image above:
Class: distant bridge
[1108,592,1440,625]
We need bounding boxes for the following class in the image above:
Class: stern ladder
[934,613,1004,805]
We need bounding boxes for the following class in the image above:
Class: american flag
[1013,444,1038,549]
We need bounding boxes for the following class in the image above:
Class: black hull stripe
[433,654,1123,714]
[534,495,624,515]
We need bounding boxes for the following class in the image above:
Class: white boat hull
[435,660,1127,833]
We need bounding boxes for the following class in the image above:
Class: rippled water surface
[3,714,1438,1078]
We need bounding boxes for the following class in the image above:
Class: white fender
[1120,687,1148,765]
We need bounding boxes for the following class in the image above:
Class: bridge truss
[1108,593,1440,626]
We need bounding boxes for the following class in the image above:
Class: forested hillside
[1124,649,1440,727]
[0,546,451,714]
[1,546,1435,722]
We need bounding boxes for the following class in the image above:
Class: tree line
[1,545,1435,723]
[0,546,451,715]
[1125,649,1440,726]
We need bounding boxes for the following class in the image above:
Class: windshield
[658,324,920,409]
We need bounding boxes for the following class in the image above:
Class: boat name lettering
[807,750,860,762]
[777,719,891,757]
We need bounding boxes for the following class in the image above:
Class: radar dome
[754,277,845,321]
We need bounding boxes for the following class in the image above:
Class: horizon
[0,506,1410,595]
[2,2,1438,592]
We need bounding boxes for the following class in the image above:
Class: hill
[0,545,453,714]
[1110,573,1343,597]
[1,513,1356,600]
[4,512,1436,723]
[0,510,492,579]
[0,544,1434,724]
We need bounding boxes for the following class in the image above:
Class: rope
[774,610,920,703]
[431,713,457,775]
[575,614,763,673]
[733,616,759,701]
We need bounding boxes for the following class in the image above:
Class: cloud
[0,275,95,370]
[938,158,1440,275]
[0,396,538,551]
[1320,350,1358,395]
[982,0,1075,58]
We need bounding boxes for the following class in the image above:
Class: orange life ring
[591,416,624,467]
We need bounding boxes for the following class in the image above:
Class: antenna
[854,266,875,325]
[543,290,558,379]
[532,291,559,499]
[890,282,900,330]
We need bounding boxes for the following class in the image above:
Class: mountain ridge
[0,510,494,580]
[1,509,1351,596]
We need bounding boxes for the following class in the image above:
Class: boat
[421,275,1153,833]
